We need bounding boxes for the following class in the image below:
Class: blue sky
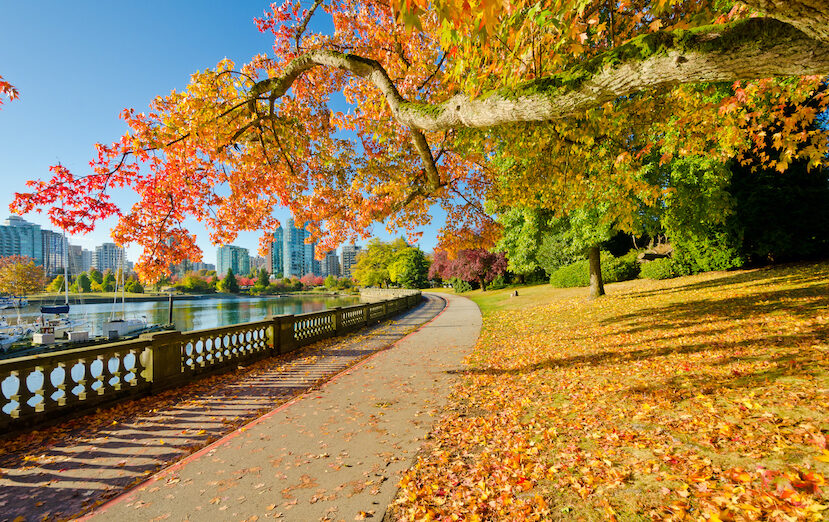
[0,1,444,266]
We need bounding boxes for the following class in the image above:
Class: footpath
[0,292,481,521]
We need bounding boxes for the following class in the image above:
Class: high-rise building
[0,216,44,265]
[41,229,67,276]
[322,250,340,277]
[267,228,284,276]
[249,255,267,272]
[217,245,250,276]
[81,249,93,274]
[93,243,125,273]
[191,262,215,272]
[340,244,362,278]
[282,219,319,278]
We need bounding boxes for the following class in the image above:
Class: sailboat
[41,233,71,315]
[34,233,88,342]
[102,260,147,339]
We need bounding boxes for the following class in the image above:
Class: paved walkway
[0,293,481,521]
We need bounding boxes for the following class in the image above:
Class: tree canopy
[0,256,46,296]
[9,1,829,282]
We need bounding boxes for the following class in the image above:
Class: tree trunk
[588,245,605,300]
[479,277,487,291]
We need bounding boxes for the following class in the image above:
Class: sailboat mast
[63,233,69,306]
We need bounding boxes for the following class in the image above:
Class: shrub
[449,277,473,293]
[602,251,640,282]
[640,258,677,280]
[549,251,641,288]
[487,275,508,290]
[549,259,590,288]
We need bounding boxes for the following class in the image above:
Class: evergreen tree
[220,269,239,293]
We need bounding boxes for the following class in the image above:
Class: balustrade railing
[0,292,421,433]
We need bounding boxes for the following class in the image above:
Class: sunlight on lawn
[399,263,829,520]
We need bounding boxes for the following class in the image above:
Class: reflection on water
[5,295,361,336]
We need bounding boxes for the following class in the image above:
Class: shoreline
[24,292,356,306]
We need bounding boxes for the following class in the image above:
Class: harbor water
[1,294,361,411]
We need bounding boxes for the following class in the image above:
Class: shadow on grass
[455,265,828,379]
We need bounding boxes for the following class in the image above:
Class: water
[1,295,361,413]
[4,294,361,336]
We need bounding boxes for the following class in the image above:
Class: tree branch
[741,0,829,43]
[247,17,829,189]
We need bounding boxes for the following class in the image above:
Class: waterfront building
[41,229,67,276]
[249,255,267,273]
[217,245,250,276]
[322,250,340,277]
[68,245,92,275]
[93,243,125,273]
[0,216,44,265]
[267,228,284,275]
[282,219,319,278]
[191,262,215,272]
[81,249,93,273]
[340,244,362,278]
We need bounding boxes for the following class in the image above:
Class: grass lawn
[398,263,829,520]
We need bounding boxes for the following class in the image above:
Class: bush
[449,277,473,293]
[487,275,508,290]
[549,251,641,288]
[640,258,677,280]
[602,251,640,282]
[124,279,144,293]
[671,231,744,276]
[549,259,589,287]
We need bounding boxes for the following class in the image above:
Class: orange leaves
[394,263,829,519]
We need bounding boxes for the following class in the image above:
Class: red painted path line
[82,294,449,520]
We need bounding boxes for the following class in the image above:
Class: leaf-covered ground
[394,263,828,520]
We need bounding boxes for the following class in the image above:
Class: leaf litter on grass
[393,263,829,521]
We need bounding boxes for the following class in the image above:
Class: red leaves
[0,75,19,110]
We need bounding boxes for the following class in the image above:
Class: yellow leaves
[395,263,829,519]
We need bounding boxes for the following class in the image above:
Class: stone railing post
[333,307,344,336]
[141,330,183,391]
[265,315,280,354]
[362,304,369,326]
[277,315,296,354]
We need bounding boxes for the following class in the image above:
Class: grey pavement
[80,292,480,521]
[0,293,479,521]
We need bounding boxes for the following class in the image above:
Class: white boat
[0,296,26,309]
[34,314,88,339]
[102,317,148,338]
[0,325,33,351]
[102,258,151,339]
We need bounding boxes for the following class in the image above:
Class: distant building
[249,255,267,272]
[0,216,44,265]
[191,262,215,273]
[80,249,93,274]
[68,245,84,275]
[68,245,93,275]
[217,245,250,277]
[322,250,340,277]
[267,228,284,276]
[282,219,319,278]
[340,244,362,279]
[41,229,67,276]
[93,243,125,273]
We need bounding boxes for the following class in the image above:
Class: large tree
[10,1,829,293]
